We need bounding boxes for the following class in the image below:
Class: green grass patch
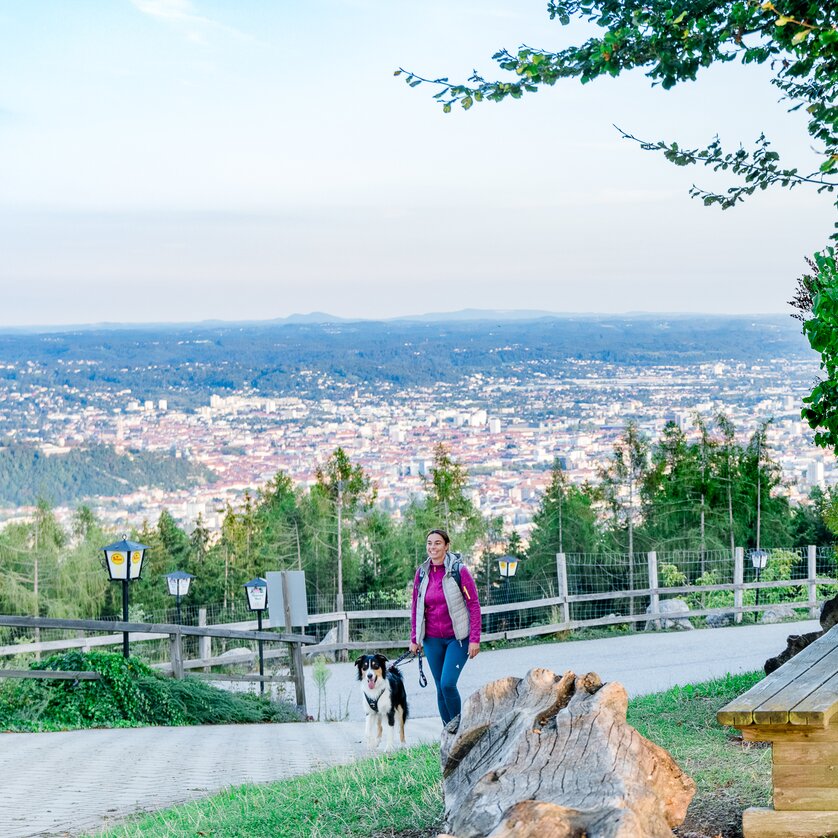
[93,744,443,838]
[90,670,771,838]
[0,651,302,731]
[627,670,771,825]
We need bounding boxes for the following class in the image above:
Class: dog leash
[390,650,428,689]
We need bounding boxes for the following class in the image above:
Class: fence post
[169,630,184,679]
[281,572,308,714]
[648,551,659,630]
[808,545,819,619]
[198,607,210,673]
[290,640,307,716]
[556,553,570,627]
[734,547,744,624]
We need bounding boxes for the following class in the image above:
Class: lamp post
[244,577,268,695]
[750,549,768,620]
[498,555,521,630]
[102,537,150,658]
[165,570,195,625]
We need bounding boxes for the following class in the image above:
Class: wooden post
[648,551,659,630]
[808,545,819,619]
[291,639,306,716]
[556,553,570,627]
[169,630,184,679]
[734,547,744,624]
[198,607,210,673]
[281,572,307,714]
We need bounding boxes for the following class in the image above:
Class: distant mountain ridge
[0,308,798,335]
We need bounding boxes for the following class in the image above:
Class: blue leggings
[423,636,469,725]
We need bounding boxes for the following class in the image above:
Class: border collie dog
[355,653,409,750]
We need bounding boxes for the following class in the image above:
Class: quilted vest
[414,551,470,643]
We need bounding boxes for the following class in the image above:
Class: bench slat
[753,646,838,726]
[717,625,838,727]
[790,670,838,726]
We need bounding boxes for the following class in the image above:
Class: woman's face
[426,533,448,563]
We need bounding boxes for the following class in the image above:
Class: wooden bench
[718,623,838,838]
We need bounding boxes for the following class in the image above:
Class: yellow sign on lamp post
[102,537,150,658]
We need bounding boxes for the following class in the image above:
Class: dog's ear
[376,654,388,673]
[354,655,365,681]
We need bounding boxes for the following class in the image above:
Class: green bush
[0,650,302,732]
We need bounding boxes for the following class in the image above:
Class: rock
[763,594,838,674]
[821,594,838,631]
[761,604,797,624]
[439,668,695,838]
[765,631,822,675]
[645,598,694,631]
[705,612,734,628]
[304,626,338,661]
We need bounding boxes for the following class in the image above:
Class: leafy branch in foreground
[398,1,838,217]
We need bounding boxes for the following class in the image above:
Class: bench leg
[744,806,838,837]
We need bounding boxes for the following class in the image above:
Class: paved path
[306,618,821,721]
[0,620,818,837]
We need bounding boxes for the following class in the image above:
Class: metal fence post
[808,545,819,619]
[556,552,570,627]
[648,551,659,630]
[734,547,744,624]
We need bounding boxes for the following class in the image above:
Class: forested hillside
[0,444,213,506]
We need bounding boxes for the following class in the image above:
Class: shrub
[0,650,302,731]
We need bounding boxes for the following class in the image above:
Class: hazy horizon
[1,2,830,326]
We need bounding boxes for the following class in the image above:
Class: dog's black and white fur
[355,653,409,750]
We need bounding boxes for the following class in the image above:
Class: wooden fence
[0,615,314,715]
[2,548,835,684]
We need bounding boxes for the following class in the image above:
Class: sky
[0,0,833,326]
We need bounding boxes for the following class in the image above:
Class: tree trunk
[438,668,694,838]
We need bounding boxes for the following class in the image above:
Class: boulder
[438,668,695,838]
[760,604,797,624]
[763,593,838,674]
[645,598,694,631]
[304,626,339,661]
[705,612,734,628]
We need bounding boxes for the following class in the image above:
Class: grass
[90,670,770,838]
[627,670,771,830]
[93,745,443,838]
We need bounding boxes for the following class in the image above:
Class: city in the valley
[0,313,829,537]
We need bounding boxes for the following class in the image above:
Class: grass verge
[90,670,770,838]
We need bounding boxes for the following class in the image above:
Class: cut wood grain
[743,806,838,838]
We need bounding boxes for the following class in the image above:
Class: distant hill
[0,314,815,411]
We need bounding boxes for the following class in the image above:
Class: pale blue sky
[0,0,832,325]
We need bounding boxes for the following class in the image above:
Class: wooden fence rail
[2,549,836,684]
[0,615,314,715]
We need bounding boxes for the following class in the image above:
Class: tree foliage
[400,1,837,210]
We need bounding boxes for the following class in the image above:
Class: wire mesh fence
[3,545,838,666]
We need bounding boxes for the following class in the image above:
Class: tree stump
[437,668,695,838]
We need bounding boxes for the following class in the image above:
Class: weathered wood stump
[437,668,694,838]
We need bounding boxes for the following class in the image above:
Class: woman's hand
[468,642,480,659]
[409,642,421,655]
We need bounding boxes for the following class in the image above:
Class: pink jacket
[411,560,481,644]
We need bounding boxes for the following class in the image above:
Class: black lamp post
[750,549,768,620]
[498,555,522,630]
[244,577,268,694]
[102,537,150,658]
[165,570,195,625]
